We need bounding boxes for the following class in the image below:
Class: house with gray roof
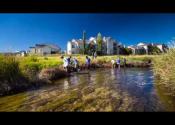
[29,44,61,55]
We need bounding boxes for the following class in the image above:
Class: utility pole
[83,30,86,55]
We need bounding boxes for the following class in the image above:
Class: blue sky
[0,13,175,52]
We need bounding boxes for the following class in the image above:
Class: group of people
[111,57,126,69]
[61,55,126,73]
[61,55,91,73]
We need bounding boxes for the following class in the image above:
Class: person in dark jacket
[86,56,91,69]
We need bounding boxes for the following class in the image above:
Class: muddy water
[0,68,175,111]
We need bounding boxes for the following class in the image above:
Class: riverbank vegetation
[153,48,175,96]
[0,55,66,96]
[0,54,155,96]
[19,54,154,68]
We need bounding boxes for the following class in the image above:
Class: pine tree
[97,32,103,55]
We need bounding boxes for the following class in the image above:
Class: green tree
[87,43,96,55]
[124,48,132,55]
[97,32,103,55]
[148,45,162,55]
[79,48,84,54]
[120,48,132,55]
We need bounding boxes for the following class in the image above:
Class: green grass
[0,54,156,81]
[17,54,155,72]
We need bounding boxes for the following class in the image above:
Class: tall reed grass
[153,42,175,94]
[0,55,23,83]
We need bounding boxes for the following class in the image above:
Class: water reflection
[63,80,69,90]
[2,67,175,111]
[39,68,175,111]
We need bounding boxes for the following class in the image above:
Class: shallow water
[55,68,165,111]
[0,68,175,111]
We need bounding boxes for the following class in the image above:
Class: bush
[148,45,162,55]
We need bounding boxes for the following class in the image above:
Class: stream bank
[0,61,152,97]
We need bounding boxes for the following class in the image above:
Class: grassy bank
[153,49,175,95]
[18,54,155,70]
[0,55,66,96]
[0,55,29,95]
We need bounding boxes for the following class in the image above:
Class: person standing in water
[73,57,79,72]
[86,56,91,69]
[111,59,115,68]
[123,58,127,68]
[61,56,69,73]
[94,51,97,59]
[68,56,73,71]
[116,57,121,69]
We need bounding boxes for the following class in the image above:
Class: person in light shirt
[111,59,115,68]
[61,56,70,72]
[73,57,79,72]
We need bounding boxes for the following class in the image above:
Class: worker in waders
[86,56,91,70]
[73,57,79,72]
[61,56,70,73]
[111,59,116,68]
[116,57,121,69]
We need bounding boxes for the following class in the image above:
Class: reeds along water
[0,55,22,82]
[153,42,175,95]
[0,55,29,95]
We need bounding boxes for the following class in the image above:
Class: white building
[67,36,120,55]
[103,37,118,55]
[15,50,27,57]
[127,42,149,55]
[67,39,85,55]
[154,43,166,52]
[127,45,137,54]
[29,44,61,55]
[128,42,167,55]
[137,42,149,54]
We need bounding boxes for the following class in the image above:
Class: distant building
[29,44,61,55]
[67,39,86,54]
[152,43,168,52]
[15,50,27,57]
[67,34,122,55]
[128,43,148,55]
[127,42,168,55]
